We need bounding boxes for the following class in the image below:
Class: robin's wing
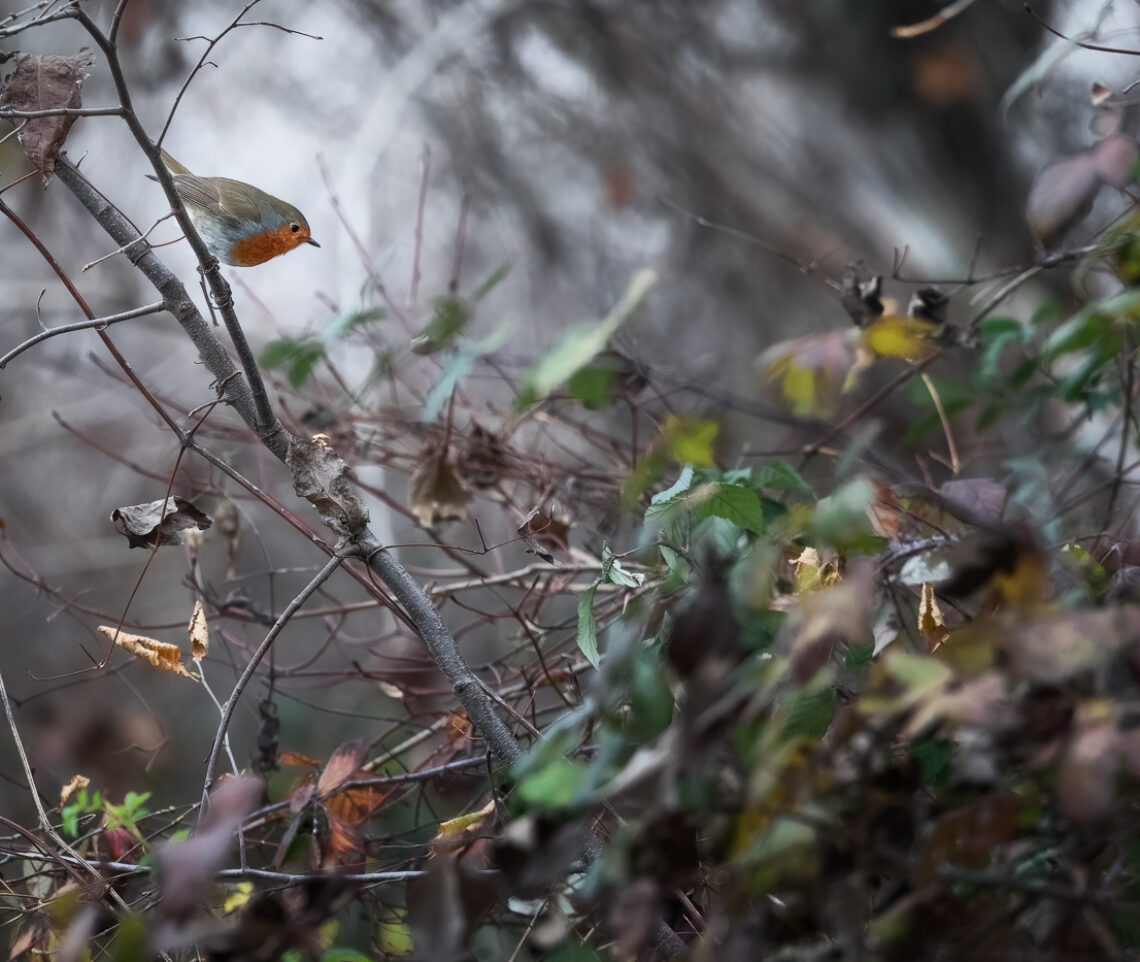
[171,175,272,227]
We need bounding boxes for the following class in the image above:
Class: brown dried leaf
[918,582,949,652]
[59,773,89,808]
[1025,151,1102,248]
[456,424,508,489]
[110,496,212,549]
[409,446,468,527]
[0,49,94,182]
[517,505,570,564]
[317,738,366,797]
[212,498,242,580]
[188,599,209,661]
[286,437,369,537]
[96,626,195,680]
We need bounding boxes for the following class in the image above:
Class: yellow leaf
[59,773,89,807]
[96,626,196,680]
[918,582,950,652]
[431,799,496,855]
[862,315,942,360]
[188,599,209,661]
[223,881,254,914]
[662,415,718,466]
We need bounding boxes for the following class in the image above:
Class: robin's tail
[158,149,192,176]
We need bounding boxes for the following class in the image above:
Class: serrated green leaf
[753,460,815,498]
[694,482,766,534]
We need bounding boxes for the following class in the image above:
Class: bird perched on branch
[152,150,320,267]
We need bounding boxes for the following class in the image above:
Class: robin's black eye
[290,223,300,233]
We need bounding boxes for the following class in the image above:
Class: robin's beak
[305,237,321,248]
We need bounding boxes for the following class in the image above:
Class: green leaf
[517,758,588,809]
[568,365,615,409]
[109,913,147,962]
[909,736,953,787]
[1044,310,1115,360]
[411,297,470,355]
[780,685,836,740]
[651,464,695,505]
[577,581,601,668]
[322,950,378,962]
[694,482,766,534]
[518,268,656,406]
[471,263,511,302]
[601,544,645,587]
[260,338,325,388]
[321,306,384,342]
[629,656,674,739]
[753,460,815,498]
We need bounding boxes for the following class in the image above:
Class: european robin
[154,150,320,266]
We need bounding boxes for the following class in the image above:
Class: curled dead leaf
[212,498,241,580]
[110,496,212,549]
[918,582,949,652]
[287,437,369,537]
[410,445,468,527]
[188,599,209,661]
[456,424,508,489]
[96,626,196,680]
[0,49,95,182]
[517,505,569,564]
[59,773,89,807]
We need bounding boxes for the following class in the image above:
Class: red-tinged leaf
[317,738,366,797]
[101,827,138,863]
[279,750,321,768]
[326,783,384,824]
[323,812,362,869]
